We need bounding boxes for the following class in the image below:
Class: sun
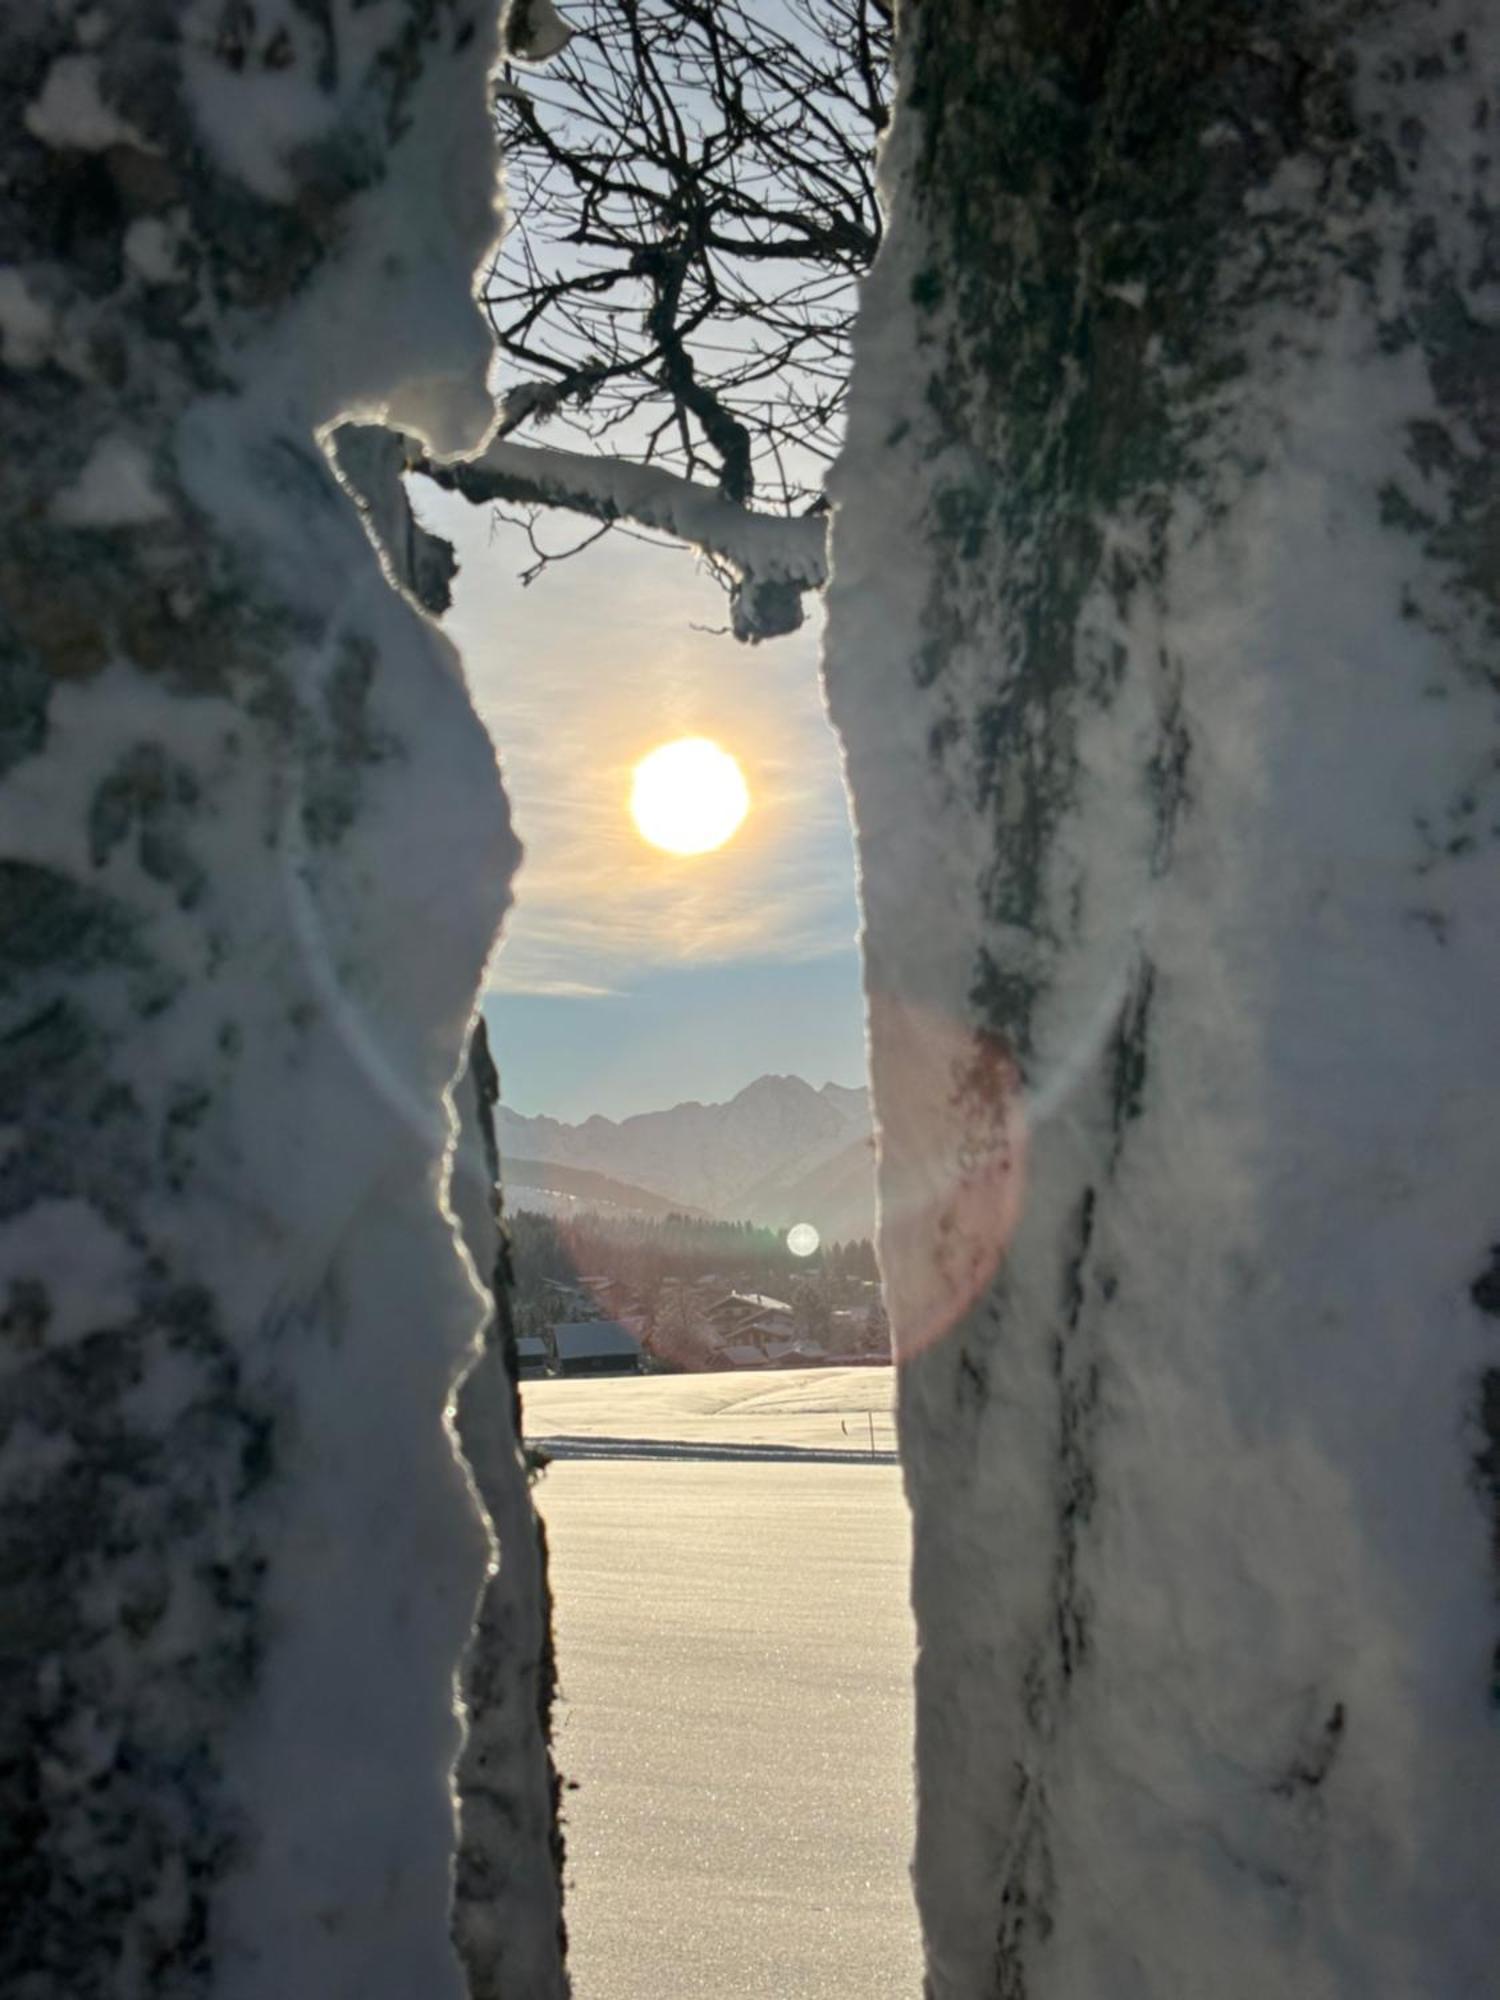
[630,737,750,856]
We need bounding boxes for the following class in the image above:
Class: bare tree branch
[475,0,889,614]
[350,1,887,640]
[415,433,828,640]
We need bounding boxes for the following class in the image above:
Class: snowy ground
[523,1368,919,2000]
[525,1364,899,1456]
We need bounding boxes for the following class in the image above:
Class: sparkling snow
[525,1368,918,2000]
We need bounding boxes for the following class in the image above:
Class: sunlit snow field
[523,1368,919,2000]
[526,1364,899,1456]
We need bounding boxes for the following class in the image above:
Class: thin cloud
[487,972,620,998]
[424,486,859,995]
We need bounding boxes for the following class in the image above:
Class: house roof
[553,1320,642,1361]
[705,1290,792,1318]
[764,1336,825,1359]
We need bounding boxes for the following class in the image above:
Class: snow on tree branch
[413,432,830,640]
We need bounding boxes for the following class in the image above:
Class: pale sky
[418,483,869,1121]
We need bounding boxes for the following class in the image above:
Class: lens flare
[630,737,750,856]
[871,996,1027,1364]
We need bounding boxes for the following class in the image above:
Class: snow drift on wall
[825,3,1500,1995]
[1,5,561,1995]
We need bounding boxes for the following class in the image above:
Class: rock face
[0,6,559,1996]
[826,3,1500,1995]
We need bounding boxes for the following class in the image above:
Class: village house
[553,1320,645,1377]
[700,1290,795,1353]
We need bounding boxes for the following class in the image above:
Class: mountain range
[497,1074,876,1242]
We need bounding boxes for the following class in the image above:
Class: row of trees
[507,1205,877,1312]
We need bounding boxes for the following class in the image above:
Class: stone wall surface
[826,3,1500,1994]
[0,5,561,1996]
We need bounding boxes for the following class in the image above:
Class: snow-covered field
[525,1362,897,1456]
[523,1369,918,2000]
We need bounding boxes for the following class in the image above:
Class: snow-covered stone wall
[1,5,560,1994]
[448,1020,569,2000]
[826,3,1500,1994]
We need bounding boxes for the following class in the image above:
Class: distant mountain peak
[732,1072,817,1099]
[497,1073,874,1238]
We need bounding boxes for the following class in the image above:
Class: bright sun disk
[630,736,750,856]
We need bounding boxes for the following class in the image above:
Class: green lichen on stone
[89,744,208,909]
[302,632,399,846]
[0,861,141,987]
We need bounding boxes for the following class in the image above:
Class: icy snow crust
[825,4,1500,1996]
[1,5,559,1996]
